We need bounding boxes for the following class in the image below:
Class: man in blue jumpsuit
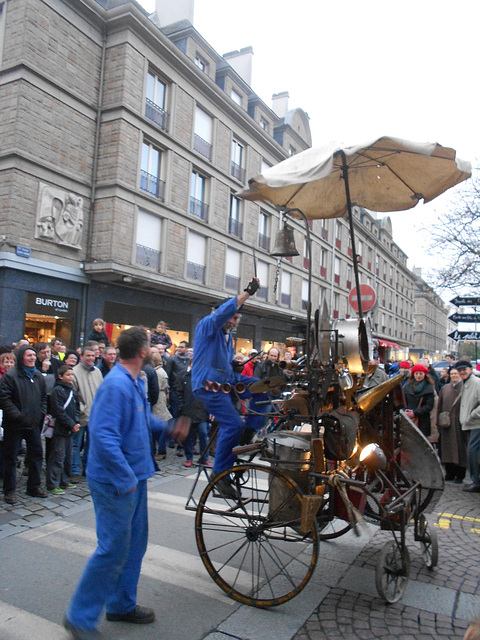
[193,277,268,498]
[64,327,187,640]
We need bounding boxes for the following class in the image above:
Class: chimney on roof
[154,0,194,26]
[222,47,253,86]
[272,91,289,118]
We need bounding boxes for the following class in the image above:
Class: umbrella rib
[283,182,308,207]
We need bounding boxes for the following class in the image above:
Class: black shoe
[63,616,101,639]
[5,492,17,505]
[462,485,480,493]
[213,474,239,500]
[26,488,48,498]
[106,605,155,624]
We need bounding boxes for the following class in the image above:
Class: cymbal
[248,377,287,393]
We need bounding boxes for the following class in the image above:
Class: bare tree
[428,164,480,293]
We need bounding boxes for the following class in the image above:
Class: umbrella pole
[341,151,363,319]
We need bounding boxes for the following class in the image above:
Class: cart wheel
[316,486,352,540]
[195,463,319,608]
[375,539,410,603]
[418,514,438,569]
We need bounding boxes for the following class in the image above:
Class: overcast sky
[139,0,478,280]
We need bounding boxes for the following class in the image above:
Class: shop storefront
[24,292,78,348]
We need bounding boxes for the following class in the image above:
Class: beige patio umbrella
[239,136,471,219]
[239,136,471,318]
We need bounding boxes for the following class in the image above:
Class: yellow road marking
[438,512,480,524]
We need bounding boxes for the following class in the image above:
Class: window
[225,248,240,292]
[321,218,328,240]
[281,271,291,307]
[346,265,352,289]
[320,249,327,278]
[190,170,208,222]
[194,106,212,160]
[333,293,340,319]
[187,231,206,283]
[302,279,309,310]
[256,260,268,301]
[261,159,272,174]
[229,195,242,238]
[303,238,310,269]
[231,138,245,182]
[231,89,242,106]
[288,146,296,156]
[258,212,270,251]
[140,142,165,199]
[194,54,207,72]
[145,71,167,130]
[357,240,363,262]
[135,209,161,271]
[259,116,269,131]
[334,257,341,285]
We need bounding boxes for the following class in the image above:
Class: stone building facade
[0,0,422,357]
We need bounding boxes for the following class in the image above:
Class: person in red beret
[403,364,435,437]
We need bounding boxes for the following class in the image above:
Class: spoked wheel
[417,514,438,569]
[195,463,319,608]
[375,539,410,603]
[316,486,352,540]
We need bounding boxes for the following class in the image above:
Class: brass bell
[271,223,300,257]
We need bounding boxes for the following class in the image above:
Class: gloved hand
[244,277,260,296]
[232,360,245,373]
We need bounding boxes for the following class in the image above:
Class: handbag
[438,390,462,429]
[438,411,451,428]
[41,390,74,438]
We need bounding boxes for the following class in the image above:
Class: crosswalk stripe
[18,511,245,603]
[0,601,66,640]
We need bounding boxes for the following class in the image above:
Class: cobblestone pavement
[293,481,480,640]
[1,450,479,640]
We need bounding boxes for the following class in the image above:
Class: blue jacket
[192,297,241,392]
[86,363,164,494]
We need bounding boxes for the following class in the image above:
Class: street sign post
[450,296,480,307]
[448,313,480,323]
[348,285,376,313]
[449,330,480,341]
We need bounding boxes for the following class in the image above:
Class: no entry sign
[348,285,377,313]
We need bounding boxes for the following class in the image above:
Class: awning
[377,339,400,349]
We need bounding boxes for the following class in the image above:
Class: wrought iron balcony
[186,261,205,283]
[194,134,212,160]
[228,217,243,238]
[231,161,246,183]
[190,197,209,222]
[258,232,270,251]
[135,244,160,271]
[145,98,168,131]
[140,171,165,200]
[225,274,240,292]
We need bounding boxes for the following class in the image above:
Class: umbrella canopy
[239,136,471,219]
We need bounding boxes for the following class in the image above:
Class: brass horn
[211,381,221,392]
[235,382,247,394]
[356,373,404,413]
[279,360,297,371]
[271,223,299,257]
[221,382,232,394]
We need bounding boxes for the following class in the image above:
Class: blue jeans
[66,478,148,630]
[71,426,89,475]
[184,421,209,461]
[467,428,480,487]
[195,384,268,473]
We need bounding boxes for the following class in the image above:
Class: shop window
[24,293,77,347]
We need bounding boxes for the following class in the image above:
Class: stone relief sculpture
[36,183,84,249]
